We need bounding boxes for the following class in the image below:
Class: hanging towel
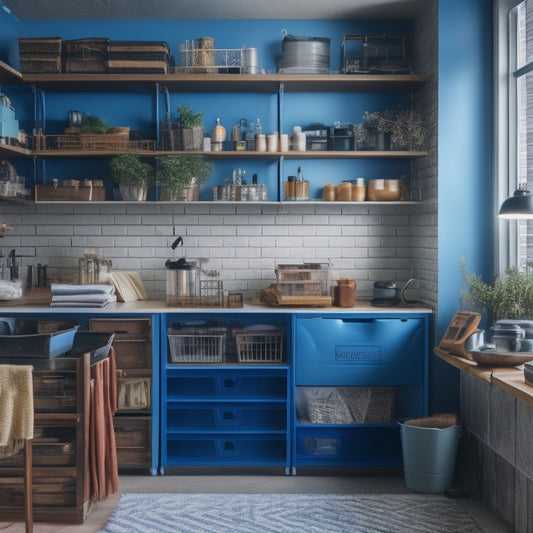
[89,347,119,500]
[0,364,34,459]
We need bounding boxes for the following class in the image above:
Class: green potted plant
[79,115,111,134]
[177,104,204,151]
[158,154,212,201]
[109,153,153,201]
[460,257,533,322]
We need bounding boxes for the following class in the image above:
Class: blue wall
[435,0,494,412]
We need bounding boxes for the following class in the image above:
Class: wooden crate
[79,133,129,151]
[35,183,106,202]
[107,41,170,73]
[19,37,62,73]
[63,38,108,73]
[114,416,152,469]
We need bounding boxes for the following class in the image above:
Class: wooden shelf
[30,149,428,159]
[0,60,22,84]
[21,73,429,93]
[0,143,32,158]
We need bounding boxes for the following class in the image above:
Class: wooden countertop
[434,347,533,406]
[0,298,433,315]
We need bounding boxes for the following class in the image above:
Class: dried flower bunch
[354,107,427,151]
[460,257,533,322]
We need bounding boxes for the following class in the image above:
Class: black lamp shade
[498,188,533,219]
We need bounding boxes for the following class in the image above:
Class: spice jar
[351,178,366,202]
[322,183,335,201]
[333,278,356,307]
[285,176,296,200]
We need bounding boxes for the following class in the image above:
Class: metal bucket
[279,35,331,73]
[242,47,260,73]
[166,268,199,298]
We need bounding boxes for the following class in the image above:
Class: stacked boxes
[18,37,62,73]
[106,41,171,73]
[19,38,172,74]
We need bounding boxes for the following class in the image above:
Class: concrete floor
[0,472,512,533]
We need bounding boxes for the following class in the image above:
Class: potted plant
[460,257,533,322]
[158,154,212,201]
[79,114,111,134]
[109,153,153,201]
[177,104,204,151]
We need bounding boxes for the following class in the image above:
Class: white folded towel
[51,283,115,295]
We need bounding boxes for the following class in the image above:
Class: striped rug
[100,493,486,532]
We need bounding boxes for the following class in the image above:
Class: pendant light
[498,183,533,219]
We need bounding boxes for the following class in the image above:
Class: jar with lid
[322,183,335,201]
[333,278,356,307]
[336,182,352,201]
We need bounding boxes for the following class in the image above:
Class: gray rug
[100,493,485,532]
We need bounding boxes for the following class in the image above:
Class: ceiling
[1,0,425,21]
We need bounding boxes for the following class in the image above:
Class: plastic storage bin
[399,420,461,493]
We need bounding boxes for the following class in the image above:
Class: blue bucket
[398,420,461,494]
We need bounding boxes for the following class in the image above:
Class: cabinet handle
[223,378,236,389]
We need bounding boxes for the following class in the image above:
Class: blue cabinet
[292,313,429,469]
[160,312,291,474]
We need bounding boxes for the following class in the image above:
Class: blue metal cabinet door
[295,316,425,386]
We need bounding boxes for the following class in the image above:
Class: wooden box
[35,182,106,202]
[19,37,62,73]
[107,41,170,73]
[63,38,109,73]
[114,416,152,468]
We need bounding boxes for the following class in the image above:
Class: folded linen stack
[50,283,117,308]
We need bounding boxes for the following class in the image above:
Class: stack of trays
[19,37,62,73]
[107,41,171,73]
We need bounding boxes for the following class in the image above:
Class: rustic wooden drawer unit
[0,353,92,524]
[89,317,153,471]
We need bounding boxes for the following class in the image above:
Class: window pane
[515,2,533,269]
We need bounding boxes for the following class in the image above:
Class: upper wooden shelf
[19,73,430,93]
[32,149,428,159]
[0,60,22,84]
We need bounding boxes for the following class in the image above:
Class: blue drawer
[166,369,287,400]
[295,317,425,386]
[166,402,287,431]
[166,434,287,465]
[294,426,402,467]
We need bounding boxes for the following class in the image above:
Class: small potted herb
[79,115,111,134]
[109,153,153,201]
[158,154,212,201]
[177,104,204,151]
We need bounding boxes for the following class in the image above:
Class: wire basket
[167,326,227,363]
[233,326,284,363]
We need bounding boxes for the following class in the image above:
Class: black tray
[0,318,80,358]
[67,331,115,365]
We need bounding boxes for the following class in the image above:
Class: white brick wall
[0,201,431,301]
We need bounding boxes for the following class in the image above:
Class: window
[505,0,533,270]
